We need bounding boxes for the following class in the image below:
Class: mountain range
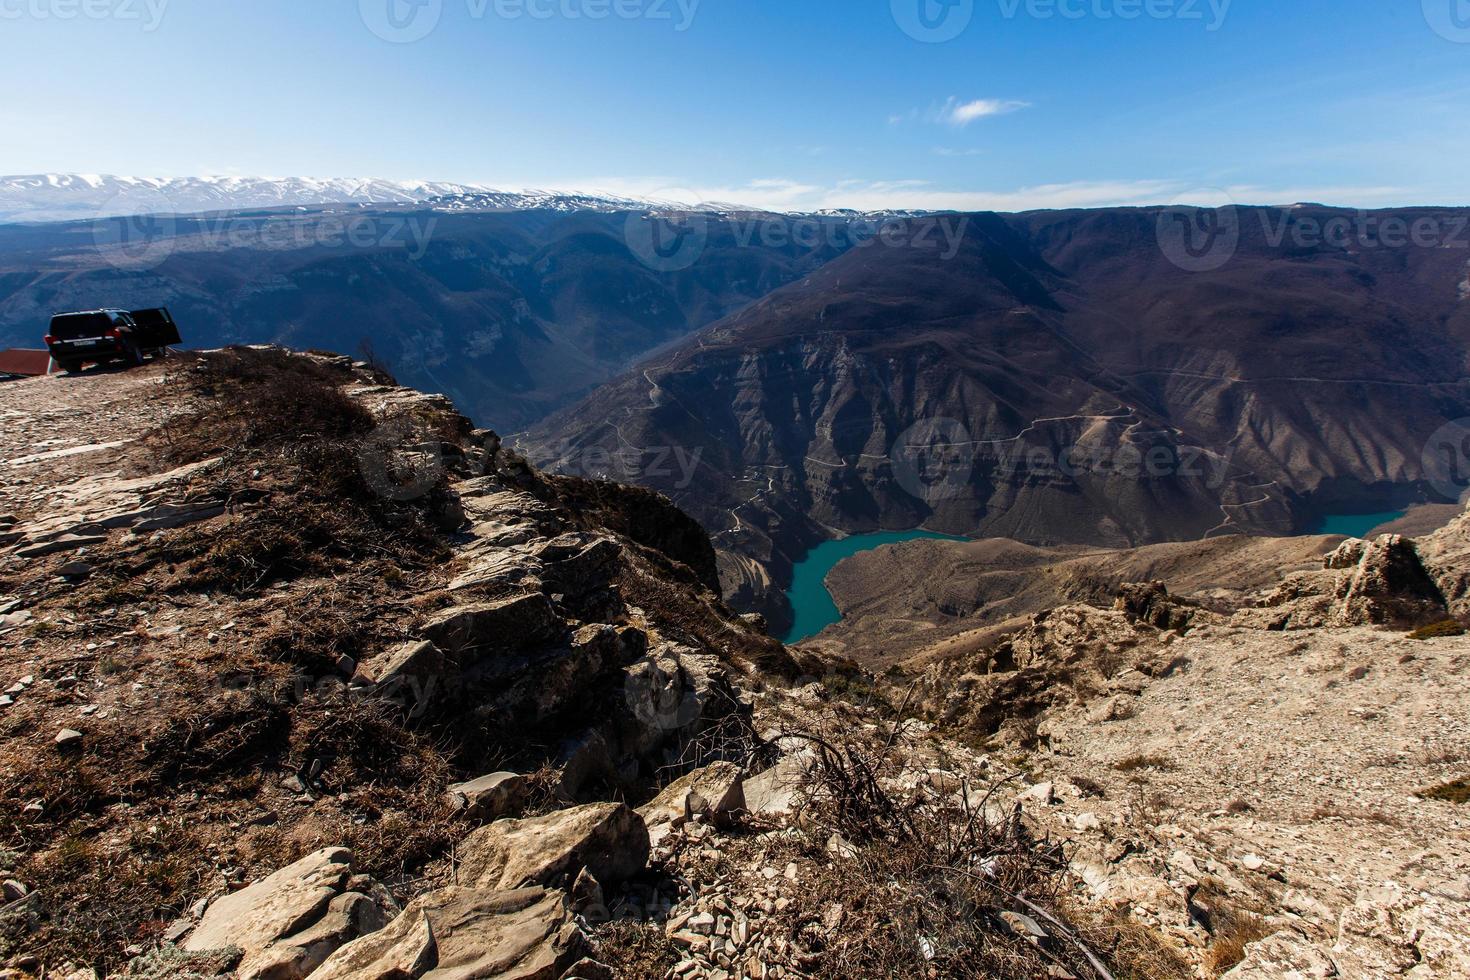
[522,206,1470,628]
[6,187,1470,632]
[0,206,858,428]
[0,174,670,223]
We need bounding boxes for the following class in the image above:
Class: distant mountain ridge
[0,174,939,224]
[0,174,673,223]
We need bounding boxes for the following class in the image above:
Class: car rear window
[49,313,113,339]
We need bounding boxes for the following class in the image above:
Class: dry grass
[1201,909,1272,976]
[1114,753,1175,773]
[0,350,479,969]
[594,920,681,979]
[140,348,457,596]
[1407,618,1466,640]
[1418,777,1470,803]
[1308,803,1405,827]
[1072,906,1192,980]
[747,710,1118,980]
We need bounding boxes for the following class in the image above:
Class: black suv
[45,308,182,373]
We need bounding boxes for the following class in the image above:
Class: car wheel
[124,342,145,367]
[60,360,84,374]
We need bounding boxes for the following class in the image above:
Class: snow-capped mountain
[0,174,672,223]
[0,174,937,224]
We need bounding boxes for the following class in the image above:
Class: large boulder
[1222,930,1338,979]
[242,893,388,980]
[620,643,731,757]
[1334,535,1446,626]
[1114,581,1201,632]
[184,848,390,980]
[637,762,746,840]
[309,886,586,980]
[422,594,563,659]
[743,755,810,819]
[357,641,448,716]
[1246,534,1449,629]
[457,804,649,892]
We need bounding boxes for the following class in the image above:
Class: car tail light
[44,335,57,345]
[105,327,123,339]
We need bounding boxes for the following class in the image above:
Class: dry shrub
[1192,878,1273,977]
[145,348,455,596]
[1072,906,1192,980]
[1418,777,1470,803]
[140,685,292,785]
[249,584,385,675]
[6,819,209,971]
[594,920,681,979]
[1201,909,1272,976]
[764,714,1116,979]
[1407,618,1466,640]
[156,347,375,459]
[1114,753,1174,773]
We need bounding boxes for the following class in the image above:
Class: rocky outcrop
[637,762,746,846]
[1114,581,1203,632]
[310,886,587,980]
[910,604,1166,746]
[457,803,650,892]
[3,458,225,560]
[1239,533,1449,630]
[181,848,395,980]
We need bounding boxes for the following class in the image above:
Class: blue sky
[3,0,1467,210]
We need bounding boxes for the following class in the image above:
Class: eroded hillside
[524,207,1470,630]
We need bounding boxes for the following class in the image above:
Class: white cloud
[538,176,1425,214]
[940,98,1030,126]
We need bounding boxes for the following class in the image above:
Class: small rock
[1242,854,1266,872]
[1022,782,1056,805]
[1074,812,1102,833]
[445,771,528,821]
[55,729,84,748]
[1000,910,1050,943]
[1,880,27,902]
[56,561,93,579]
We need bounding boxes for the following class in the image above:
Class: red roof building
[0,349,56,378]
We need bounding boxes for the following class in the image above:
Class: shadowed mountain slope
[523,206,1470,628]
